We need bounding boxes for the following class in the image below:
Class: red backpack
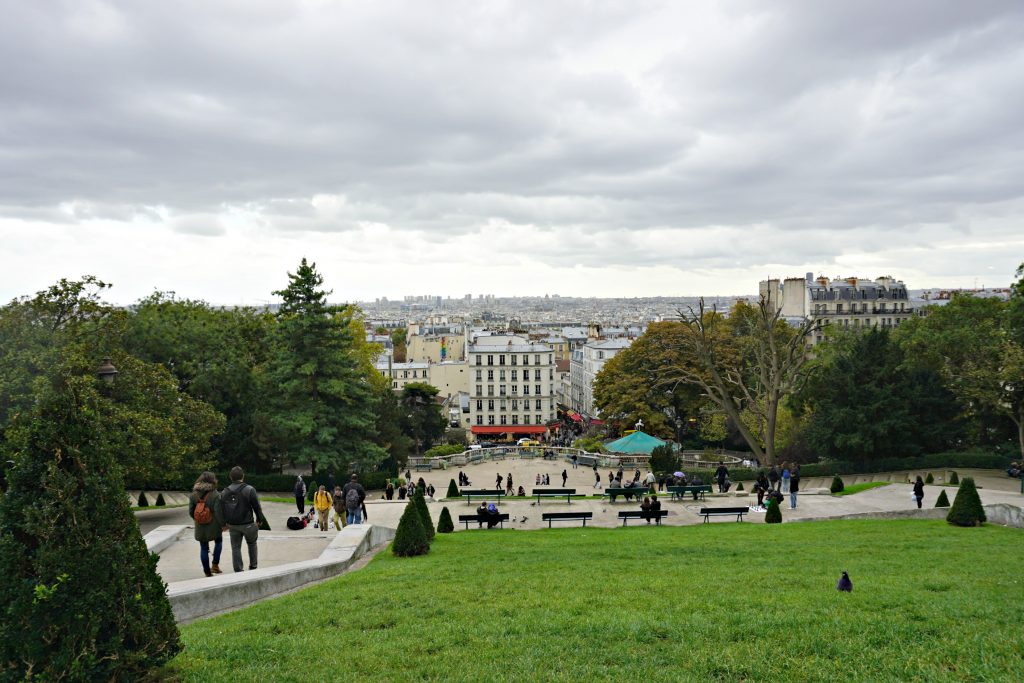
[194,492,214,525]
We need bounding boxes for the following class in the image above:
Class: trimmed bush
[138,490,150,507]
[736,482,744,492]
[413,490,435,541]
[946,477,986,527]
[830,476,845,494]
[258,515,271,531]
[446,479,460,499]
[948,471,959,485]
[155,492,166,506]
[437,506,455,534]
[935,489,950,508]
[392,501,430,557]
[765,497,782,524]
[925,472,934,484]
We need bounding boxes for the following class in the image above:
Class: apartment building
[569,338,634,417]
[467,335,556,440]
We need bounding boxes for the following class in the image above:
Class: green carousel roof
[603,431,667,454]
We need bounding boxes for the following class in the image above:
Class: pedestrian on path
[912,475,925,509]
[506,473,514,496]
[562,469,568,487]
[313,485,332,531]
[781,464,791,494]
[221,466,263,572]
[332,485,346,530]
[293,475,306,514]
[768,466,780,492]
[789,467,800,509]
[496,472,503,490]
[342,474,366,525]
[594,470,601,489]
[189,471,225,578]
[571,453,578,469]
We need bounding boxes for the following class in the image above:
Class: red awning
[471,425,547,435]
[568,413,582,422]
[590,419,605,425]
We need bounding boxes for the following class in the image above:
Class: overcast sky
[2,1,1022,305]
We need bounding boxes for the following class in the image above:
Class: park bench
[668,485,712,501]
[618,510,669,526]
[461,489,505,504]
[541,511,593,527]
[414,463,434,472]
[458,513,510,529]
[699,507,748,523]
[532,488,577,504]
[603,487,650,502]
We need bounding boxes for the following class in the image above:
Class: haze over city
[2,1,1023,304]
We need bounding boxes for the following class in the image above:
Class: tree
[0,365,180,679]
[830,476,845,494]
[446,479,460,498]
[649,444,678,475]
[946,477,986,527]
[935,489,950,507]
[437,507,455,533]
[392,500,429,557]
[263,259,385,474]
[400,382,446,455]
[765,497,782,523]
[413,489,435,541]
[391,328,408,362]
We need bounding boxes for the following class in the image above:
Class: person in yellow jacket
[313,484,332,531]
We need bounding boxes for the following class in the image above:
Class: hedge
[128,469,394,493]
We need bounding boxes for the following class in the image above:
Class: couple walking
[188,466,264,577]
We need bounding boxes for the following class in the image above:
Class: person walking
[506,473,514,496]
[789,466,800,509]
[594,470,601,490]
[495,472,503,491]
[292,475,307,514]
[189,471,225,577]
[571,453,578,469]
[385,480,395,500]
[715,463,730,493]
[342,474,367,525]
[912,475,925,509]
[561,469,568,487]
[645,470,656,493]
[768,465,780,492]
[221,466,263,572]
[332,485,346,530]
[313,484,332,531]
[781,463,791,494]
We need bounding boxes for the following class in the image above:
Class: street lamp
[96,357,118,384]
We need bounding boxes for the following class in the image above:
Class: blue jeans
[347,509,362,525]
[200,539,222,573]
[789,492,798,508]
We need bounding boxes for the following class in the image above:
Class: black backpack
[221,483,252,525]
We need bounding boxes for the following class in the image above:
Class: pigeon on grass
[836,571,852,592]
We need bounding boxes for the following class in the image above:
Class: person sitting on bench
[485,502,502,529]
[690,475,704,500]
[476,502,488,528]
[517,486,526,497]
[650,494,661,520]
[640,496,652,523]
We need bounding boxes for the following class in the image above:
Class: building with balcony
[569,337,634,417]
[467,335,556,441]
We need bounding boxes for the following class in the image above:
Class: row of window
[474,384,547,397]
[380,369,426,379]
[814,302,908,314]
[476,399,545,411]
[474,354,552,366]
[476,414,547,426]
[475,368,550,381]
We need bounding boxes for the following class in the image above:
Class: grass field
[832,481,891,496]
[168,520,1023,682]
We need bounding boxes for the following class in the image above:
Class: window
[535,354,541,364]
[511,370,518,381]
[476,400,482,410]
[488,415,495,425]
[836,304,843,313]
[523,355,529,365]
[500,415,507,425]
[548,354,552,364]
[393,381,398,389]
[512,415,519,425]
[475,384,482,395]
[476,415,483,425]
[475,369,482,381]
[511,355,517,365]
[524,414,531,425]
[512,385,518,394]
[487,385,494,396]
[499,355,506,365]
[402,370,408,378]
[535,399,542,410]
[500,400,506,410]
[499,370,506,381]
[487,370,494,380]
[536,414,542,424]
[534,369,541,380]
[476,355,482,365]
[512,399,518,410]
[487,355,493,365]
[523,385,530,395]
[549,369,553,380]
[487,400,494,410]
[598,351,605,360]
[535,384,541,395]
[500,385,506,396]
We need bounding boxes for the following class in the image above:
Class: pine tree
[437,506,455,534]
[413,489,435,541]
[155,492,166,506]
[948,471,959,485]
[446,478,460,499]
[138,490,150,507]
[736,482,744,492]
[0,371,179,679]
[925,472,934,484]
[830,476,844,494]
[946,477,986,527]
[392,500,429,557]
[935,489,950,507]
[765,497,782,523]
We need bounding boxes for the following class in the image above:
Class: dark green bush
[765,498,782,524]
[392,501,429,557]
[735,482,744,491]
[935,489,950,508]
[447,479,460,499]
[799,452,1011,478]
[948,471,959,485]
[925,472,934,484]
[830,476,845,494]
[155,492,166,506]
[946,477,986,527]
[437,506,455,534]
[127,469,394,494]
[413,490,435,541]
[137,490,150,507]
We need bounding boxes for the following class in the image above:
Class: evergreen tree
[0,370,179,679]
[935,489,950,507]
[392,500,429,557]
[946,477,986,527]
[830,476,845,494]
[925,472,934,484]
[138,490,150,507]
[155,492,166,506]
[736,482,744,491]
[446,478,460,499]
[413,489,435,541]
[949,471,959,485]
[765,497,782,523]
[437,506,455,534]
[264,259,385,474]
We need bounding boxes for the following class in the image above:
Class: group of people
[751,463,801,509]
[380,478,434,501]
[1008,462,1022,478]
[638,495,662,523]
[474,501,504,528]
[187,467,264,577]
[308,474,367,531]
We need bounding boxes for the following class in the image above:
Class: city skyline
[2,2,1023,304]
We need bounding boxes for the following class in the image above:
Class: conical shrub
[830,476,844,494]
[137,490,150,507]
[736,482,744,491]
[925,472,934,484]
[946,477,986,527]
[392,501,429,557]
[437,506,455,534]
[765,497,782,524]
[948,471,959,485]
[155,492,166,506]
[446,478,460,499]
[258,515,271,531]
[934,489,950,508]
[413,489,435,541]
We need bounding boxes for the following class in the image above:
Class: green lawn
[168,520,1023,682]
[833,481,890,496]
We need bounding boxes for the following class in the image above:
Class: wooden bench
[668,485,712,501]
[618,510,669,526]
[699,507,748,523]
[414,463,434,472]
[458,513,510,529]
[532,488,577,504]
[541,511,593,527]
[603,487,649,502]
[461,489,505,504]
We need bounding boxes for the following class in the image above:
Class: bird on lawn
[836,571,853,592]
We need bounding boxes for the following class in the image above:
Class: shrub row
[130,469,394,493]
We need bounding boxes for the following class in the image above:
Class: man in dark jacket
[222,466,264,572]
[768,466,780,492]
[342,474,367,525]
[715,464,730,493]
[293,476,306,514]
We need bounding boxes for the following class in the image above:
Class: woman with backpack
[189,471,225,578]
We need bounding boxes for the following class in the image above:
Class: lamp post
[96,357,118,384]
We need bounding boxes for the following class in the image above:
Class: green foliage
[436,507,455,534]
[948,471,959,485]
[735,482,743,491]
[258,515,271,531]
[830,476,845,493]
[425,443,465,458]
[946,477,986,527]
[391,501,429,557]
[925,472,934,484]
[155,492,166,506]
[765,497,782,523]
[0,370,179,679]
[401,382,447,455]
[138,490,150,506]
[413,489,435,541]
[446,479,460,498]
[263,259,385,473]
[649,444,678,475]
[935,489,950,508]
[832,482,889,496]
[797,452,1011,478]
[572,436,607,453]
[371,382,412,473]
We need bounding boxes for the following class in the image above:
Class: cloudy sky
[2,1,1023,304]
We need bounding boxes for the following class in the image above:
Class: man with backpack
[221,466,264,572]
[341,473,366,525]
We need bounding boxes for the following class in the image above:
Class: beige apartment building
[467,335,556,440]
